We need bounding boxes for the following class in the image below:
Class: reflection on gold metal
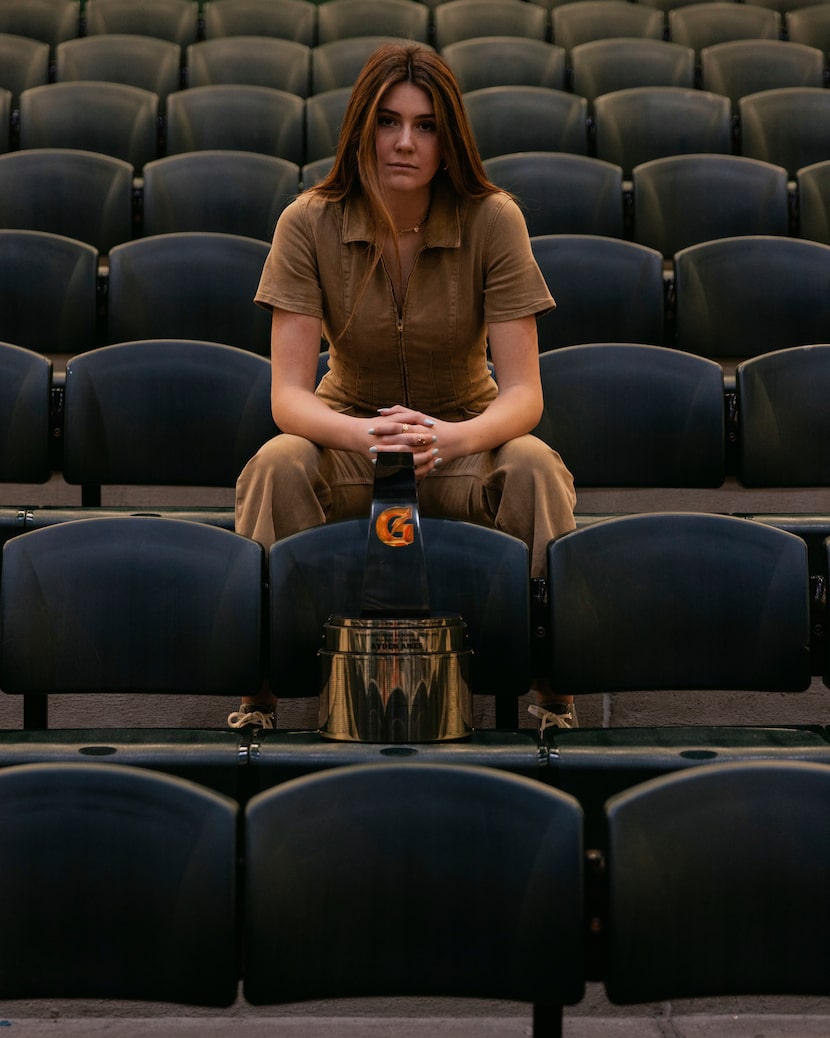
[319,615,472,743]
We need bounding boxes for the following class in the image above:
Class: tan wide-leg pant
[235,433,576,579]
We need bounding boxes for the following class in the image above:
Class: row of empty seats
[4,228,830,359]
[3,79,829,176]
[7,756,830,1034]
[4,147,830,256]
[3,25,830,102]
[5,0,830,51]
[4,337,830,497]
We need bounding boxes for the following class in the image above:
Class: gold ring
[401,423,409,433]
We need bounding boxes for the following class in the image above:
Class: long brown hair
[311,42,500,245]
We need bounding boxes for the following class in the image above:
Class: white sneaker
[528,701,578,733]
[227,705,276,730]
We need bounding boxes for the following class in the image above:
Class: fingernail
[367,428,375,435]
[371,458,377,465]
[424,419,435,426]
[369,446,378,453]
[431,435,438,443]
[434,457,442,467]
[431,448,438,456]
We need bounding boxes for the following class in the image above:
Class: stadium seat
[267,517,531,724]
[0,33,50,107]
[668,1,781,54]
[0,340,52,485]
[0,148,134,252]
[441,37,566,92]
[543,513,819,847]
[312,35,431,93]
[533,343,725,487]
[62,339,277,505]
[700,39,825,108]
[107,232,272,354]
[0,0,80,53]
[632,152,789,257]
[786,3,830,57]
[605,761,830,1003]
[739,87,830,178]
[0,516,265,741]
[531,235,665,349]
[483,152,624,238]
[317,0,430,45]
[244,763,585,1037]
[142,150,298,240]
[0,763,238,1003]
[463,86,589,160]
[19,81,160,169]
[305,86,351,161]
[551,0,664,53]
[674,234,830,358]
[56,33,183,102]
[433,0,548,49]
[0,228,98,356]
[592,86,732,178]
[202,0,317,46]
[797,159,830,244]
[736,344,830,487]
[84,0,199,47]
[301,155,334,188]
[570,38,695,103]
[186,36,311,95]
[165,84,304,161]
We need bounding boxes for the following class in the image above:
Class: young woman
[232,43,577,731]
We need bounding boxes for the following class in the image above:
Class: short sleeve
[254,196,324,317]
[483,195,556,324]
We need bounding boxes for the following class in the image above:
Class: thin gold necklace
[396,211,429,235]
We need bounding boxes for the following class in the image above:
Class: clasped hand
[367,404,442,478]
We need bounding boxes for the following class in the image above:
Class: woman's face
[374,81,443,198]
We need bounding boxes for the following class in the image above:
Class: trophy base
[319,615,472,743]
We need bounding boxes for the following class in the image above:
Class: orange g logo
[375,506,414,547]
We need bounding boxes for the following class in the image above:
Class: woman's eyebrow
[377,106,435,119]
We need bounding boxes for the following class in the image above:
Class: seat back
[269,517,531,705]
[317,0,430,44]
[531,235,665,349]
[701,39,825,108]
[165,84,304,161]
[0,762,238,1004]
[441,36,566,93]
[84,0,199,47]
[434,0,548,48]
[63,339,277,493]
[551,0,664,53]
[593,86,732,178]
[203,0,317,45]
[0,88,9,153]
[0,516,265,696]
[142,150,298,239]
[0,341,52,484]
[0,228,98,355]
[0,147,133,252]
[56,34,183,101]
[0,0,81,52]
[571,38,695,102]
[305,86,351,162]
[312,35,430,93]
[484,152,623,237]
[107,232,272,354]
[736,344,830,486]
[674,234,830,358]
[0,32,50,107]
[546,512,812,694]
[632,152,789,256]
[786,3,830,55]
[739,87,830,178]
[797,158,830,244]
[464,85,589,160]
[19,80,159,169]
[186,36,311,95]
[668,2,781,53]
[534,343,725,486]
[605,761,830,1003]
[244,762,584,1016]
